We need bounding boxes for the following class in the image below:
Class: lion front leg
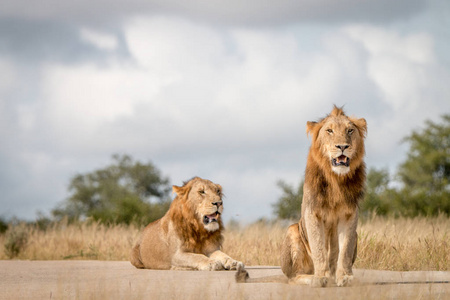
[209,250,244,270]
[335,212,358,287]
[303,212,329,287]
[172,250,223,271]
[327,226,339,279]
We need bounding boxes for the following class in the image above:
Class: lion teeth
[332,155,350,167]
[203,212,219,225]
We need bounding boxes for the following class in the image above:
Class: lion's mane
[167,178,224,253]
[305,106,367,211]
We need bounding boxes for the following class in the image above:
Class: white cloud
[122,19,354,127]
[42,63,151,126]
[80,28,118,51]
[346,25,445,117]
[346,27,434,64]
[345,26,436,110]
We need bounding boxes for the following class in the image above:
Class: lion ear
[306,121,318,137]
[172,185,188,196]
[353,117,367,138]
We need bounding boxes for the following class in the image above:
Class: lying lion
[130,177,243,271]
[237,106,367,287]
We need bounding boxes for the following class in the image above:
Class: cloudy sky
[1,0,449,223]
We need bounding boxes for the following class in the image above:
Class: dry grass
[356,215,449,271]
[1,216,448,271]
[223,221,286,266]
[0,220,141,261]
[224,215,450,271]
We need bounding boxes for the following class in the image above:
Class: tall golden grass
[1,216,448,271]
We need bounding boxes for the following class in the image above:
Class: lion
[130,177,243,271]
[236,106,367,287]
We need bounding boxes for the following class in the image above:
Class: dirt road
[0,260,449,299]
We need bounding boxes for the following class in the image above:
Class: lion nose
[212,201,222,208]
[336,144,349,151]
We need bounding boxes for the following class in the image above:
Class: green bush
[4,223,28,258]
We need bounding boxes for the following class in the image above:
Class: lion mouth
[332,155,350,167]
[203,212,220,225]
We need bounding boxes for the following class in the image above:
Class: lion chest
[304,166,364,212]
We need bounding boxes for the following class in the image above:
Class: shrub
[4,223,28,258]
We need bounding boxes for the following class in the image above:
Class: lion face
[307,106,367,176]
[320,117,362,175]
[184,178,224,232]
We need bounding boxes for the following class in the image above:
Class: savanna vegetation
[0,216,448,271]
[0,115,449,272]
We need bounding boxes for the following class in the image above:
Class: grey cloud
[0,18,129,64]
[0,0,429,66]
[2,0,427,27]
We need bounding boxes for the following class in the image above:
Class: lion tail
[235,265,288,284]
[130,243,145,269]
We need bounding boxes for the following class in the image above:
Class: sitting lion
[281,106,367,287]
[130,177,243,271]
[236,106,367,287]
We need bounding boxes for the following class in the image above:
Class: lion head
[171,177,224,233]
[306,106,367,176]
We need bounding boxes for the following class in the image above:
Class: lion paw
[311,276,328,288]
[200,260,223,271]
[336,275,353,287]
[222,258,244,270]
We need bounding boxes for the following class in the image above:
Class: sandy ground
[0,260,449,300]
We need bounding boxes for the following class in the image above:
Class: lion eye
[326,129,333,134]
[348,129,354,135]
[199,190,205,195]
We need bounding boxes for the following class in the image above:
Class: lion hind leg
[281,223,314,279]
[130,243,145,269]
